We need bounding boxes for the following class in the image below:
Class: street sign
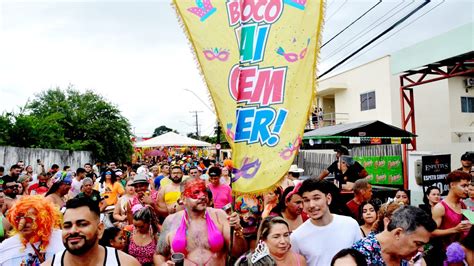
[215,144,221,150]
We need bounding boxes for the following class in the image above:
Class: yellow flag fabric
[173,0,324,194]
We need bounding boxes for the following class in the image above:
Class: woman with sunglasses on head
[99,169,124,207]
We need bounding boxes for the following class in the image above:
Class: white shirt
[0,229,64,266]
[291,214,362,266]
[69,178,83,198]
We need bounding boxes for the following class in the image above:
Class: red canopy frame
[399,53,474,189]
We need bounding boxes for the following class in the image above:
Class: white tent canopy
[134,132,212,148]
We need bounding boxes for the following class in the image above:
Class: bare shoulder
[432,202,445,216]
[117,250,141,266]
[163,211,182,227]
[209,207,227,220]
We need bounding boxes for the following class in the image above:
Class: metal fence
[351,144,402,157]
[0,146,92,172]
[297,145,402,177]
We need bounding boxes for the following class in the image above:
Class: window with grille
[360,91,376,111]
[461,97,474,113]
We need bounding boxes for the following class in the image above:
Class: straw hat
[288,164,304,173]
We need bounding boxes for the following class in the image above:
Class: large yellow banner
[173,0,324,194]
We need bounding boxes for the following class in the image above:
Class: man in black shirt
[457,152,473,179]
[75,177,106,212]
[318,146,368,190]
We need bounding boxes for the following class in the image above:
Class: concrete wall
[0,146,93,172]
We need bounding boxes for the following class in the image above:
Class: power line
[321,0,382,49]
[322,0,414,61]
[319,0,432,79]
[340,0,445,69]
[326,0,336,10]
[325,0,348,24]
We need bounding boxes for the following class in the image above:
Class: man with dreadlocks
[0,195,64,265]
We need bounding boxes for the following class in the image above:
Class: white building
[316,23,474,204]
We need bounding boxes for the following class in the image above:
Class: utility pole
[190,110,202,139]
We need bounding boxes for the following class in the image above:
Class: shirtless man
[45,175,72,209]
[157,165,186,214]
[153,178,247,265]
[1,176,20,213]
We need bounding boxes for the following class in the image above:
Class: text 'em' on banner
[173,0,324,194]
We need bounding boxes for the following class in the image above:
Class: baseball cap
[461,152,472,162]
[334,145,349,155]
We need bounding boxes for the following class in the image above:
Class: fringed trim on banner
[171,1,235,149]
[231,175,287,197]
[303,0,326,134]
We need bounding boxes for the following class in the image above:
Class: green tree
[152,125,177,137]
[6,86,134,162]
[0,112,14,146]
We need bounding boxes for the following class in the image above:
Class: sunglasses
[6,185,19,189]
[15,216,36,223]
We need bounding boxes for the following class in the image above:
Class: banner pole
[228,173,235,266]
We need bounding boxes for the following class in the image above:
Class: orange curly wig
[6,195,62,251]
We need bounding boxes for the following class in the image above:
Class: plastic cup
[171,253,185,266]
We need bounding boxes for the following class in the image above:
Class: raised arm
[113,198,126,222]
[219,209,247,257]
[318,169,330,180]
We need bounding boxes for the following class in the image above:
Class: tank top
[128,235,156,265]
[51,246,121,266]
[439,200,467,249]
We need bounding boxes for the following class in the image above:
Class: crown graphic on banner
[187,0,216,21]
[284,0,307,10]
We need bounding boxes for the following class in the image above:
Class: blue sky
[0,0,472,137]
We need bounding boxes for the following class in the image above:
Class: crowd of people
[0,150,472,266]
